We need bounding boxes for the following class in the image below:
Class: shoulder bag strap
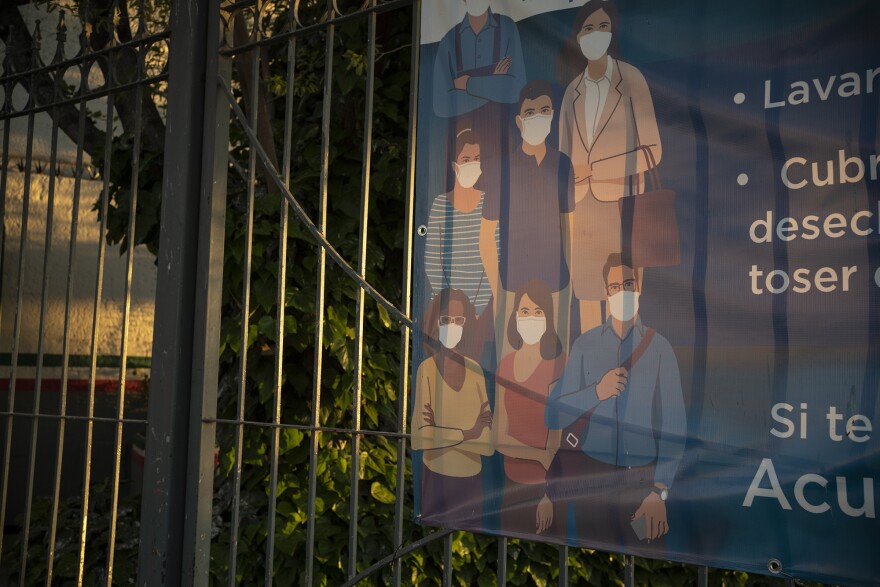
[620,327,655,372]
[629,95,661,191]
[564,328,657,445]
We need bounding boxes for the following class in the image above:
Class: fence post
[624,555,634,587]
[136,0,227,585]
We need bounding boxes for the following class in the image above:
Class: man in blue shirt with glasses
[546,253,686,551]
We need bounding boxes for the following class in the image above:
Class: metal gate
[0,1,807,585]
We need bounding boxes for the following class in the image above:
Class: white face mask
[438,323,464,349]
[464,0,490,18]
[579,30,612,62]
[607,291,640,322]
[455,161,482,189]
[516,316,547,346]
[519,114,553,146]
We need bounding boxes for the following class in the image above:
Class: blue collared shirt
[432,9,526,118]
[545,317,686,488]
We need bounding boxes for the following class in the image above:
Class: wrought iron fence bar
[219,0,258,13]
[497,537,507,586]
[263,120,285,581]
[0,30,170,88]
[0,353,151,368]
[206,417,412,438]
[105,45,146,587]
[0,121,8,377]
[443,532,453,587]
[45,74,87,581]
[558,546,568,587]
[392,1,420,584]
[0,122,9,331]
[264,4,297,582]
[19,55,65,584]
[0,412,148,425]
[305,5,334,580]
[78,86,115,587]
[0,121,5,575]
[227,2,262,582]
[0,37,13,350]
[0,73,170,122]
[218,80,413,329]
[340,528,453,587]
[108,9,147,586]
[0,82,37,571]
[348,0,377,578]
[219,0,411,57]
[624,554,635,587]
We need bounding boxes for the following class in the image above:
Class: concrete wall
[1,170,156,377]
[0,169,156,515]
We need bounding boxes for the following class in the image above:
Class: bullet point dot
[734,92,746,105]
[737,173,749,186]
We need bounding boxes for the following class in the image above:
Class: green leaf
[370,481,395,505]
[377,303,392,329]
[280,428,304,453]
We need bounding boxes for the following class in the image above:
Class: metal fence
[0,0,165,583]
[0,1,809,585]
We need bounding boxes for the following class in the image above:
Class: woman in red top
[493,280,566,537]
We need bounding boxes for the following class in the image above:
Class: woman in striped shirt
[425,127,499,319]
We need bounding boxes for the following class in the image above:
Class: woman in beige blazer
[556,0,662,334]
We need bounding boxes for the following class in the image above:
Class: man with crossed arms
[545,253,686,550]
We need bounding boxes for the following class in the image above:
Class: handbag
[618,144,681,268]
[546,328,656,503]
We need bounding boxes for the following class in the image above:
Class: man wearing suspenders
[432,1,526,120]
[545,253,687,551]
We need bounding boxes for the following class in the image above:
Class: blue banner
[410,1,880,584]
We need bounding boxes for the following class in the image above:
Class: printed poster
[409,1,880,584]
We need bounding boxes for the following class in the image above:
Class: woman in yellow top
[556,0,662,334]
[412,288,494,528]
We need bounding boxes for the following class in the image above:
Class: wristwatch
[652,487,668,501]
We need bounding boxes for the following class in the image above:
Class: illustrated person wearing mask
[412,288,494,528]
[556,0,662,335]
[433,0,527,208]
[432,0,526,119]
[545,254,685,550]
[493,280,565,537]
[480,80,575,356]
[425,127,499,328]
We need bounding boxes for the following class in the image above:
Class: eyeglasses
[606,279,637,295]
[439,315,466,326]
